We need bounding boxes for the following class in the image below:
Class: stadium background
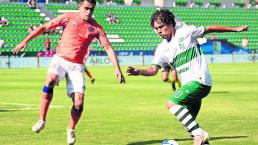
[0,0,257,60]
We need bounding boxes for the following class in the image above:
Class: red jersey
[47,12,110,64]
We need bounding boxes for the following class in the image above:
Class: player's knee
[73,104,84,115]
[42,93,53,101]
[42,85,54,94]
[167,101,176,109]
[48,80,56,88]
[74,102,83,110]
[162,78,169,82]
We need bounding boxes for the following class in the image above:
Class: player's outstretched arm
[126,66,140,76]
[12,24,51,55]
[12,41,28,55]
[127,66,160,76]
[205,25,248,34]
[104,45,125,84]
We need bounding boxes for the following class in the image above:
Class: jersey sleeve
[189,26,205,39]
[46,13,69,29]
[152,55,170,69]
[96,26,110,47]
[152,44,170,69]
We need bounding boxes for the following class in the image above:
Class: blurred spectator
[48,27,58,35]
[27,0,37,9]
[124,0,133,6]
[0,16,9,27]
[242,37,248,48]
[58,26,64,34]
[28,24,36,33]
[37,51,43,57]
[0,37,5,48]
[45,50,50,57]
[49,50,55,57]
[210,34,217,40]
[45,36,51,57]
[39,21,49,35]
[65,0,70,5]
[106,12,120,24]
[39,20,44,26]
[107,0,112,5]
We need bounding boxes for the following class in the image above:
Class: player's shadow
[0,109,20,112]
[127,135,248,145]
[210,91,229,94]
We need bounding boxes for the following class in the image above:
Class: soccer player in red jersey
[13,0,125,144]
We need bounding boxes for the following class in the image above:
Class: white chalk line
[0,102,70,111]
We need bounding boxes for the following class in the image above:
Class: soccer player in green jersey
[127,9,248,145]
[154,39,181,91]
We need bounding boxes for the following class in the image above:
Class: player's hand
[117,74,125,84]
[126,66,140,76]
[236,25,248,32]
[12,42,27,55]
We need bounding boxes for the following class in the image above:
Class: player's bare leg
[32,73,58,133]
[162,71,176,91]
[84,68,95,84]
[67,92,84,145]
[171,70,181,90]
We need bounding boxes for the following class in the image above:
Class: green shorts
[169,81,211,105]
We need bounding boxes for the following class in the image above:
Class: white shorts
[48,55,85,97]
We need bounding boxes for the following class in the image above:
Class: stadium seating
[45,5,159,52]
[0,3,48,55]
[46,5,258,51]
[171,7,258,49]
[0,3,257,56]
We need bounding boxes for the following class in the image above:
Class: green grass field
[1,63,258,145]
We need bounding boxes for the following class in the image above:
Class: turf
[0,63,258,145]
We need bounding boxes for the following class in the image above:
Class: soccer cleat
[175,81,181,88]
[193,130,209,145]
[188,130,194,138]
[203,140,210,145]
[32,120,45,133]
[172,81,176,91]
[67,128,76,145]
[90,78,95,84]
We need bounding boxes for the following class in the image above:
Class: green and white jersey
[153,41,171,70]
[152,25,212,86]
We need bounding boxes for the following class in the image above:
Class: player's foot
[193,130,209,145]
[188,130,194,138]
[172,81,176,91]
[203,140,210,145]
[90,78,95,84]
[67,128,76,145]
[32,120,45,133]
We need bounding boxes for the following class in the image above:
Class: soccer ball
[161,139,179,145]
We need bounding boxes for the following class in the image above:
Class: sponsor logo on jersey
[178,66,189,74]
[89,27,94,32]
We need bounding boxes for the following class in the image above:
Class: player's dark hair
[151,9,176,28]
[80,0,96,6]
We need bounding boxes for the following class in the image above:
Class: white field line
[0,102,70,111]
[211,70,258,75]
